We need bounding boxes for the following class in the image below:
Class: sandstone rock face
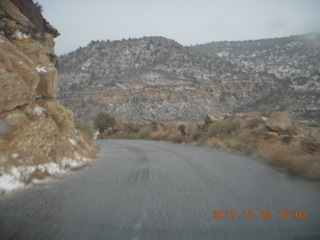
[0,36,39,112]
[0,0,31,28]
[0,1,95,194]
[0,0,59,113]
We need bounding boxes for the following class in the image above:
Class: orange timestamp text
[211,210,308,220]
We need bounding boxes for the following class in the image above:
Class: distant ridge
[58,34,320,123]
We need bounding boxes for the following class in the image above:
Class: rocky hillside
[0,0,95,195]
[191,34,320,119]
[59,34,319,123]
[58,37,283,122]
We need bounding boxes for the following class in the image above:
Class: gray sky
[37,0,320,56]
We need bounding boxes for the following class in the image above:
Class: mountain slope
[58,37,283,122]
[191,34,320,119]
[191,33,320,83]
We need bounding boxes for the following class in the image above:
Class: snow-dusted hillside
[191,33,320,119]
[58,35,320,123]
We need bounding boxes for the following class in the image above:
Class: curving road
[1,140,320,240]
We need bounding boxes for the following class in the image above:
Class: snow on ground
[0,167,25,194]
[0,158,92,196]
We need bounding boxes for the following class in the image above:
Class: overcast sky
[37,0,320,56]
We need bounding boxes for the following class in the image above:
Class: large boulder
[204,114,223,129]
[265,112,293,133]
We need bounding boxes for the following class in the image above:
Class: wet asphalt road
[0,139,320,240]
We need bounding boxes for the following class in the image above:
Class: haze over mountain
[58,34,320,123]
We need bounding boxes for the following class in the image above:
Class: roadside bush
[39,100,73,134]
[207,118,238,138]
[94,112,116,133]
[259,141,320,180]
[137,126,153,139]
[167,133,183,143]
[149,131,169,141]
[75,122,94,141]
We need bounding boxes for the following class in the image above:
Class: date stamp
[211,210,308,219]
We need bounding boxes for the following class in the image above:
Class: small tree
[94,112,116,133]
[34,2,43,14]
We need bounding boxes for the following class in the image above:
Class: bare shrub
[39,100,73,134]
[306,157,320,180]
[204,137,226,149]
[136,126,153,139]
[207,118,238,138]
[287,154,316,176]
[167,133,183,143]
[258,141,320,179]
[260,142,300,167]
[75,122,94,142]
[149,131,169,141]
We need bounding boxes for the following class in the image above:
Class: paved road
[1,140,320,240]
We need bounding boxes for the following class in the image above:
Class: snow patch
[0,168,25,193]
[81,61,91,71]
[11,153,19,159]
[217,51,228,57]
[37,163,63,175]
[69,138,77,146]
[13,30,30,39]
[36,65,47,73]
[34,105,46,116]
[116,83,127,90]
[94,130,100,140]
[61,157,86,169]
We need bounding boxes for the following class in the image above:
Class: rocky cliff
[0,0,95,195]
[58,34,319,123]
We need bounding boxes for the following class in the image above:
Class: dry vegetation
[99,112,320,180]
[0,99,97,184]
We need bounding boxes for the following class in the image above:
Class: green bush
[94,112,116,133]
[137,126,153,139]
[74,122,94,141]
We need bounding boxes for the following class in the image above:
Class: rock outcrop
[0,0,59,112]
[265,112,293,133]
[0,0,95,195]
